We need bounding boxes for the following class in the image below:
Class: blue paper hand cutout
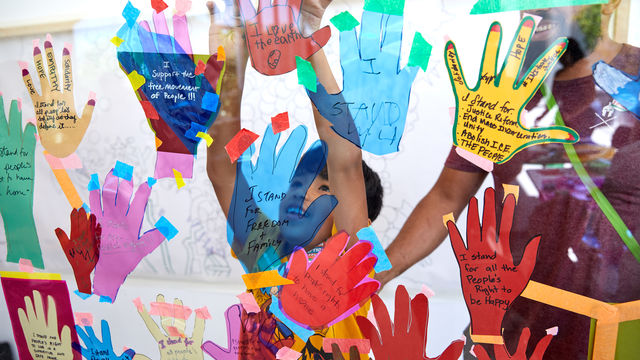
[307,10,422,155]
[227,124,338,273]
[593,60,640,119]
[73,320,136,360]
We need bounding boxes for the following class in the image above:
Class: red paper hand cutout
[446,187,541,344]
[236,0,331,75]
[356,285,464,360]
[473,327,554,360]
[279,232,379,329]
[55,207,101,294]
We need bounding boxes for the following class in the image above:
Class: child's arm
[303,1,369,248]
[206,0,248,217]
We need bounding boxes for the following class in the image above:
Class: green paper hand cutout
[0,96,43,268]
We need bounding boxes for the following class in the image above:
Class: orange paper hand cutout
[279,232,379,330]
[446,187,541,344]
[356,285,464,360]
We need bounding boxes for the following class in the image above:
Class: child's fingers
[44,35,60,92]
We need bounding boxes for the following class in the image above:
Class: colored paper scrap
[88,173,100,191]
[322,338,371,354]
[43,152,83,170]
[133,297,144,312]
[19,259,34,273]
[127,70,146,90]
[357,226,391,272]
[175,0,192,16]
[241,270,295,290]
[99,295,112,303]
[196,132,213,147]
[270,297,314,342]
[51,168,84,209]
[470,0,608,14]
[217,46,226,61]
[271,112,290,134]
[195,306,212,319]
[0,272,61,280]
[421,284,435,299]
[74,290,92,300]
[81,203,90,213]
[173,168,186,189]
[74,312,94,326]
[502,184,520,203]
[140,100,159,120]
[147,177,157,187]
[166,325,184,337]
[151,0,168,13]
[363,0,405,15]
[202,92,219,112]
[149,301,192,319]
[185,122,208,141]
[236,292,261,314]
[122,1,141,27]
[296,56,317,92]
[113,161,134,181]
[456,147,494,172]
[155,216,178,240]
[111,36,124,47]
[407,32,432,72]
[194,60,205,75]
[224,128,259,163]
[276,346,302,360]
[330,11,360,32]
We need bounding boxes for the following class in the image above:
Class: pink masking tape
[43,152,83,170]
[166,326,184,337]
[449,107,455,125]
[175,0,192,16]
[64,42,73,52]
[26,118,36,126]
[18,61,28,71]
[74,312,94,326]
[455,147,494,172]
[33,39,39,48]
[276,346,302,360]
[133,297,144,312]
[149,302,193,320]
[195,306,212,320]
[17,98,22,111]
[322,338,371,354]
[546,326,559,336]
[421,284,435,299]
[236,292,260,314]
[18,259,34,273]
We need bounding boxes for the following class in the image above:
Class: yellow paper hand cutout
[445,17,578,165]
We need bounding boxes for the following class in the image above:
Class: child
[205,1,382,358]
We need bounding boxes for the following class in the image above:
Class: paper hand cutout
[356,285,464,360]
[202,303,294,360]
[473,327,554,360]
[236,0,331,75]
[20,37,95,158]
[116,2,225,179]
[74,320,136,360]
[137,295,205,360]
[0,96,43,268]
[446,187,540,344]
[90,169,165,302]
[307,9,421,155]
[593,60,640,118]
[445,18,578,165]
[55,207,101,295]
[18,290,74,360]
[331,343,360,360]
[227,124,337,273]
[279,232,379,329]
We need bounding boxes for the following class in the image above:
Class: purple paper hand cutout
[201,304,241,360]
[90,169,165,302]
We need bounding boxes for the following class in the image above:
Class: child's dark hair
[318,161,384,222]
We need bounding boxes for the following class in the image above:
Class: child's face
[302,176,333,250]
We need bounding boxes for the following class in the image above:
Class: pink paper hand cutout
[90,169,165,302]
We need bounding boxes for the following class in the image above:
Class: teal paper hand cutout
[0,96,43,268]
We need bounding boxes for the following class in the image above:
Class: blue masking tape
[113,161,134,181]
[99,295,112,303]
[88,173,100,191]
[81,203,91,213]
[74,290,92,300]
[122,1,141,27]
[201,92,219,112]
[185,122,208,141]
[147,177,157,187]
[357,226,392,272]
[155,216,178,240]
[270,297,314,342]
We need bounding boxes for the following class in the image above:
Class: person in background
[376,1,640,358]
